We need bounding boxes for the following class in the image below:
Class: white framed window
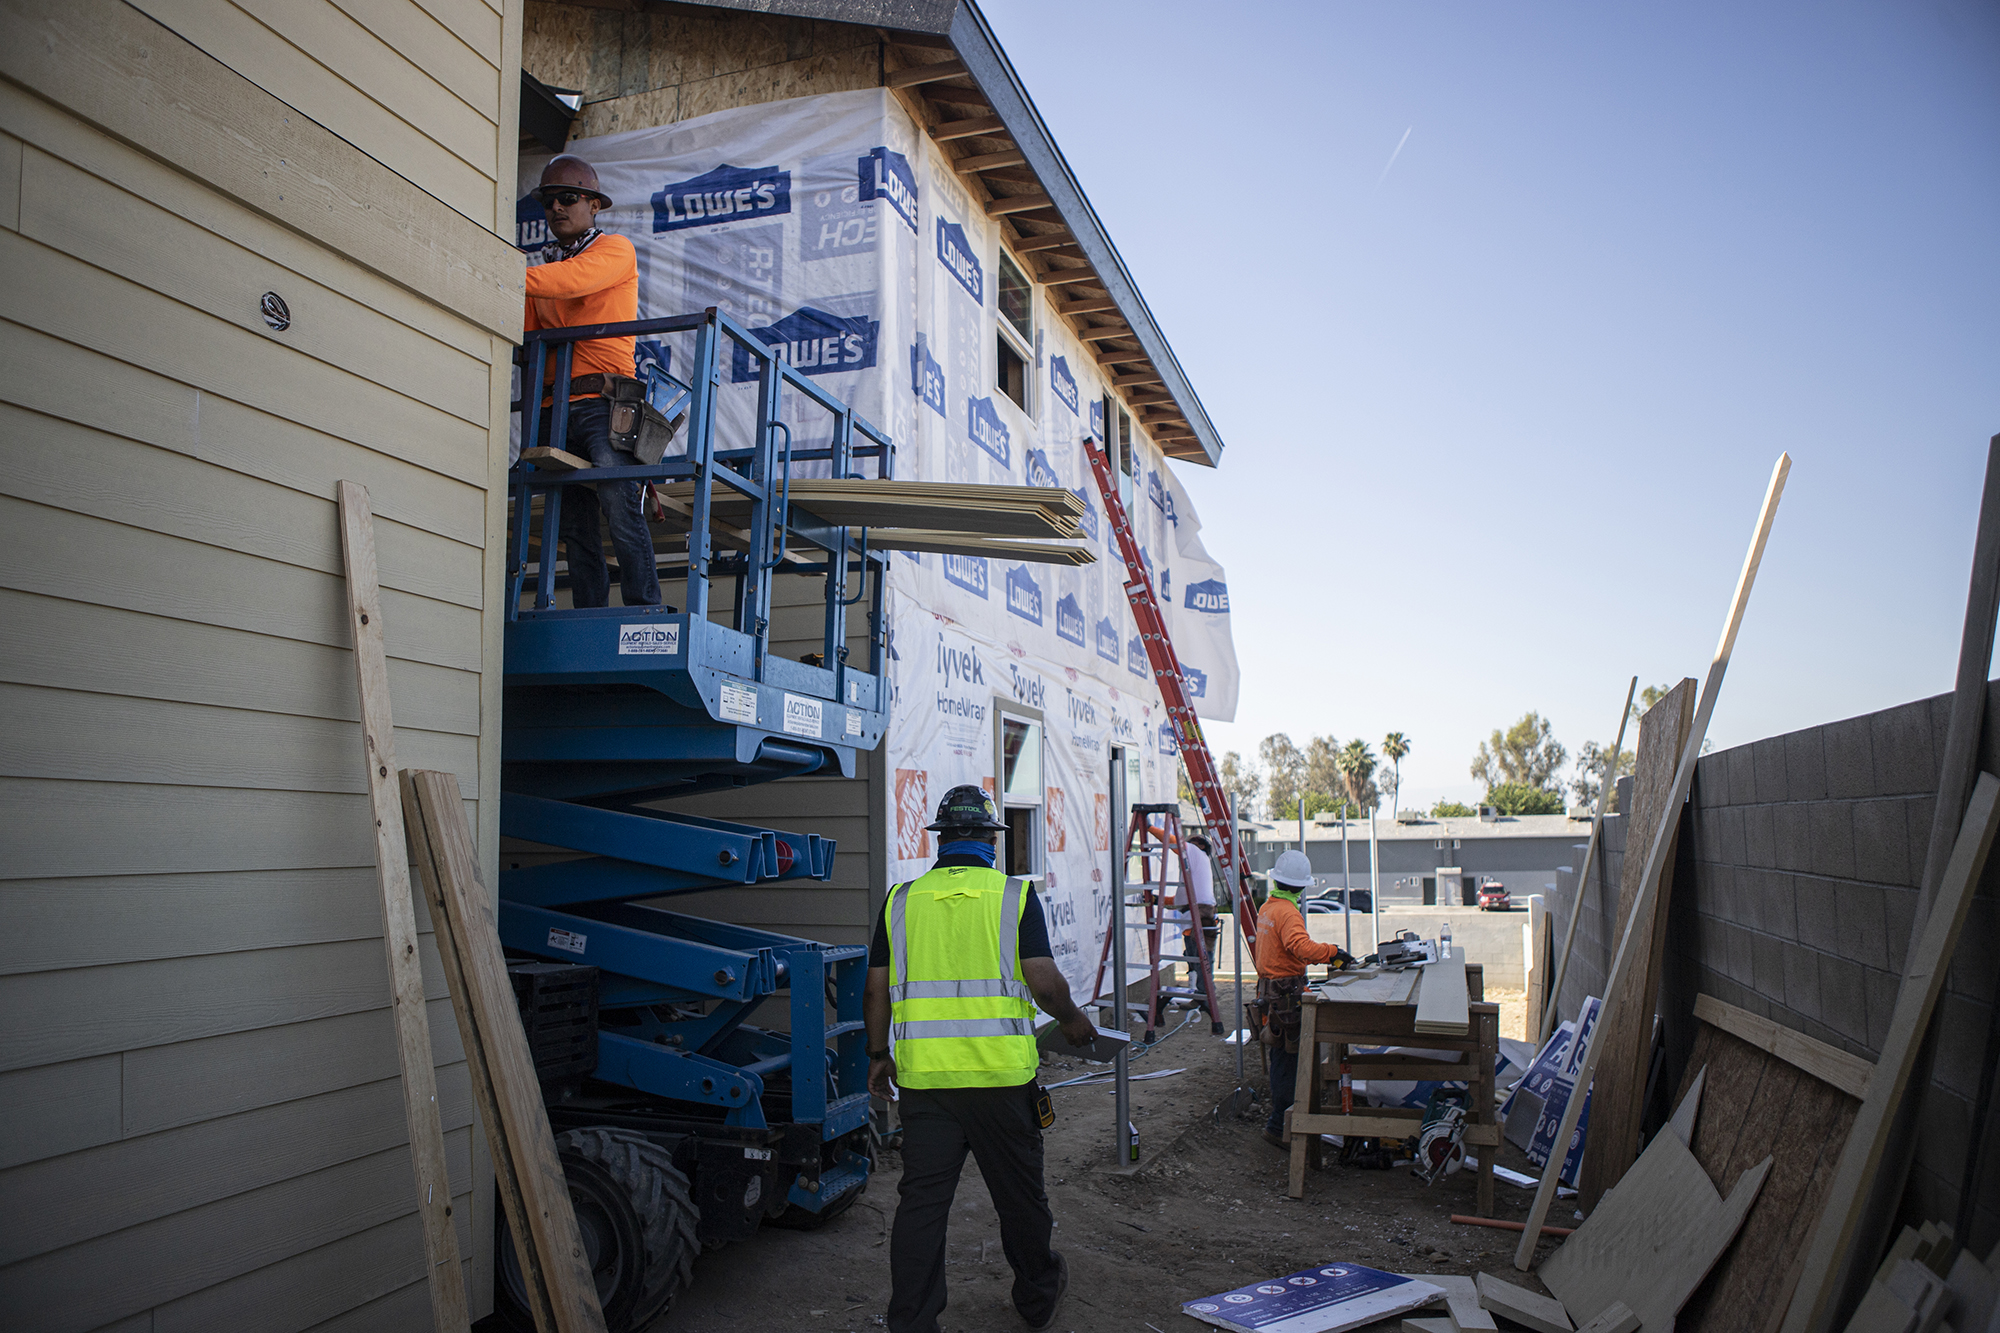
[995,704,1046,875]
[996,252,1034,412]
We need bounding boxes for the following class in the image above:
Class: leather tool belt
[572,373,682,466]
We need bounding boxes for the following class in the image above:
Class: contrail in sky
[1377,126,1413,184]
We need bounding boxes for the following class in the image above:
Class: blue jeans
[1267,1045,1299,1135]
[541,397,659,609]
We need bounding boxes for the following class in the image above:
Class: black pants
[889,1082,1062,1333]
[537,397,660,609]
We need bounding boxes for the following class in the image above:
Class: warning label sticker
[783,692,823,738]
[719,680,758,724]
[845,711,862,737]
[547,928,587,955]
[617,623,680,655]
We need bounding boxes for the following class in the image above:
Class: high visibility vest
[884,865,1039,1089]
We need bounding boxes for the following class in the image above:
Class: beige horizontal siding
[0,592,481,737]
[131,0,499,225]
[0,1136,474,1333]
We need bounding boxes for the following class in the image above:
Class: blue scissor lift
[496,308,891,1329]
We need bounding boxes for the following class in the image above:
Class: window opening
[998,252,1033,344]
[997,333,1028,410]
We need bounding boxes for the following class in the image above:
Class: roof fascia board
[676,0,955,30]
[946,2,1224,467]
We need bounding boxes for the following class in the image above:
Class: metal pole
[1369,809,1380,956]
[1341,816,1352,955]
[1231,794,1245,1088]
[1110,748,1131,1166]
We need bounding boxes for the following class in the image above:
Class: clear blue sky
[983,0,2000,812]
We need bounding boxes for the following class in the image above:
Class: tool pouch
[602,374,681,465]
[1256,975,1306,1051]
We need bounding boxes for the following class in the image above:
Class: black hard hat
[926,784,1008,832]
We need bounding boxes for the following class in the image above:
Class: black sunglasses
[538,189,593,208]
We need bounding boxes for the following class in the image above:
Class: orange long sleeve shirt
[1253,895,1337,978]
[524,232,638,392]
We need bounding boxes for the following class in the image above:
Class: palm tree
[1336,739,1378,815]
[1381,732,1410,817]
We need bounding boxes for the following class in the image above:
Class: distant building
[1257,810,1595,905]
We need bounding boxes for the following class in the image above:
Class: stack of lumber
[1842,1224,1998,1333]
[665,477,1090,538]
[1414,956,1471,1036]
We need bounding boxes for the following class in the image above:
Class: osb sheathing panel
[523,1,881,139]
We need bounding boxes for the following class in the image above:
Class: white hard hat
[1270,850,1315,888]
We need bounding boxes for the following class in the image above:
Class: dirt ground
[660,980,1566,1333]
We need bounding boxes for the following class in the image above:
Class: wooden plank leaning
[335,482,471,1332]
[1776,769,2000,1333]
[1514,452,1791,1270]
[1538,677,1637,1046]
[1577,675,1696,1211]
[401,768,609,1333]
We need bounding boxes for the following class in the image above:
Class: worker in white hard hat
[1252,849,1354,1149]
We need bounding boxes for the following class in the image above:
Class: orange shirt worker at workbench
[1254,850,1349,1149]
[521,155,658,610]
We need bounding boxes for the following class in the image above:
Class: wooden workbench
[1285,963,1500,1214]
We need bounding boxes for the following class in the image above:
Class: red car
[1477,881,1511,911]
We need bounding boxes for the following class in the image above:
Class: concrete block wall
[1542,687,2000,1248]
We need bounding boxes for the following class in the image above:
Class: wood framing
[929,114,1005,140]
[886,58,967,88]
[402,770,607,1333]
[336,483,470,1332]
[1541,677,1638,1045]
[985,192,1053,216]
[1693,994,1873,1100]
[956,147,1027,172]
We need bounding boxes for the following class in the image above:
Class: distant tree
[1338,739,1379,815]
[1633,683,1676,723]
[1471,712,1568,792]
[1272,791,1344,822]
[1381,732,1411,817]
[1487,782,1567,816]
[1303,735,1342,812]
[1177,760,1196,808]
[1259,734,1305,822]
[1219,751,1261,819]
[1431,799,1477,818]
[1571,739,1636,811]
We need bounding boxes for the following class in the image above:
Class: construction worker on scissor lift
[1252,849,1356,1150]
[864,785,1098,1333]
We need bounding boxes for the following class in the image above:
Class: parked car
[1304,888,1375,915]
[1477,880,1511,911]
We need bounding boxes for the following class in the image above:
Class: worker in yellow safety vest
[865,784,1097,1333]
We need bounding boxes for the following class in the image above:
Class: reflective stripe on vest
[883,866,1039,1088]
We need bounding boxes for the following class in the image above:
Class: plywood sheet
[1541,1108,1771,1332]
[1578,677,1695,1210]
[1414,958,1470,1036]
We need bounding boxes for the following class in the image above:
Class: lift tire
[495,1127,700,1333]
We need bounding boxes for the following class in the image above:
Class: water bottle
[1439,921,1453,961]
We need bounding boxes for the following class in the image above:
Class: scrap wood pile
[1465,443,2000,1333]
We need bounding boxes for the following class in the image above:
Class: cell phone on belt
[1034,1084,1055,1129]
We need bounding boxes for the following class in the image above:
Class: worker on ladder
[1253,850,1355,1150]
[864,785,1097,1333]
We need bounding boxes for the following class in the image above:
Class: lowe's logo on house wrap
[1005,565,1043,625]
[912,342,945,417]
[1050,356,1078,414]
[937,219,983,302]
[732,308,878,381]
[1024,449,1060,491]
[1095,617,1121,663]
[652,164,790,232]
[1182,664,1208,698]
[1055,593,1085,647]
[1088,398,1104,442]
[1185,578,1230,614]
[859,147,918,233]
[943,554,989,599]
[967,397,1010,466]
[1070,489,1098,543]
[1160,722,1179,756]
[1127,633,1147,677]
[515,194,551,252]
[1148,468,1167,513]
